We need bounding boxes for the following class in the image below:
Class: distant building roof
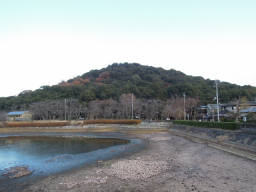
[246,101,256,106]
[221,103,236,107]
[207,104,221,109]
[7,111,29,116]
[240,107,256,113]
[197,105,207,110]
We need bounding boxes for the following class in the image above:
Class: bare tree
[29,99,85,120]
[0,111,7,121]
[27,94,200,121]
[119,93,134,119]
[168,98,184,120]
[88,100,102,119]
[186,98,199,120]
[162,99,174,120]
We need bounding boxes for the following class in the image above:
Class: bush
[246,119,256,124]
[173,120,239,130]
[247,113,256,121]
[4,121,70,128]
[83,119,142,125]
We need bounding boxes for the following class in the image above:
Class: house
[240,107,256,114]
[201,101,256,120]
[7,111,32,121]
[222,101,256,114]
[207,104,221,116]
[221,102,237,113]
[196,105,208,120]
[206,104,229,120]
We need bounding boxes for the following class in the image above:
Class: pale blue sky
[0,0,256,96]
[1,0,255,34]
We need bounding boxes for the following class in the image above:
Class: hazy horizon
[1,0,256,97]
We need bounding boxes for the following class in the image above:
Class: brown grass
[3,121,70,128]
[0,127,168,134]
[83,119,142,125]
[0,119,142,128]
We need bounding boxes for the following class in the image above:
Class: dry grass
[1,119,142,128]
[0,128,86,133]
[83,119,142,125]
[3,121,70,128]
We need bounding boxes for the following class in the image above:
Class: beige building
[7,111,32,121]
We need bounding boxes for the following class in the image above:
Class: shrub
[247,113,256,121]
[173,120,240,130]
[83,119,142,125]
[246,119,256,124]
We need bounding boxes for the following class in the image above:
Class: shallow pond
[0,136,129,175]
[0,133,140,191]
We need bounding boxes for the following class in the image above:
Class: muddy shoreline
[22,131,256,192]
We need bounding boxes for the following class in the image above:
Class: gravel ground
[23,132,256,192]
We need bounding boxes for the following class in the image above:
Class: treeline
[29,94,199,120]
[1,63,256,111]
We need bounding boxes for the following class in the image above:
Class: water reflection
[0,136,129,177]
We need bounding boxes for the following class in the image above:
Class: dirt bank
[23,131,256,192]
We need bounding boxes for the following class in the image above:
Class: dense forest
[1,63,256,113]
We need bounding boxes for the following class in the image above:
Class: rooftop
[240,107,256,113]
[7,111,29,116]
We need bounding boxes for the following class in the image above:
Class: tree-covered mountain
[1,63,256,110]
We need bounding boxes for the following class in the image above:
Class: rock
[216,135,229,142]
[105,160,168,180]
[3,166,32,179]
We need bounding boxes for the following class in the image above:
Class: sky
[0,0,256,97]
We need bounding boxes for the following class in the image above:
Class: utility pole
[183,93,186,120]
[69,98,72,120]
[64,98,67,121]
[131,93,134,119]
[236,86,241,122]
[215,80,220,122]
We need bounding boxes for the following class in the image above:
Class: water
[0,134,138,191]
[0,136,129,175]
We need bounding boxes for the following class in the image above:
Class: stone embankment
[170,124,256,160]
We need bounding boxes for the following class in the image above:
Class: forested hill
[1,63,256,110]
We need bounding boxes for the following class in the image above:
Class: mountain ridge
[1,63,256,110]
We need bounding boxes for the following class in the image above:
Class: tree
[80,90,96,102]
[0,111,7,121]
[1,63,256,112]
